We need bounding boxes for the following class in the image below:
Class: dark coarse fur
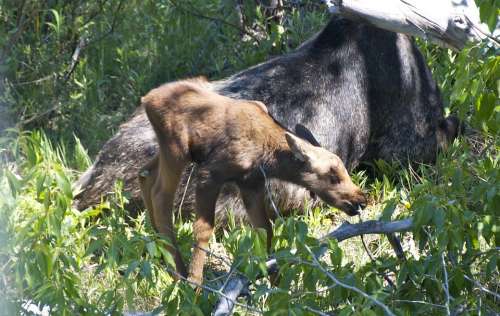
[74,17,458,220]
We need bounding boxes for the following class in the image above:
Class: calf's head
[285,133,367,216]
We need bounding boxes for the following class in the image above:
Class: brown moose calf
[139,77,367,285]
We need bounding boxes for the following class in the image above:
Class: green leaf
[4,169,21,197]
[146,241,158,258]
[140,261,152,280]
[54,167,72,198]
[329,239,343,267]
[433,208,446,229]
[486,254,497,275]
[124,260,140,278]
[158,246,176,269]
[476,93,496,124]
[380,200,397,221]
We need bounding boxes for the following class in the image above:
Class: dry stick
[63,37,88,81]
[304,245,396,316]
[358,215,399,288]
[213,274,250,316]
[321,219,414,242]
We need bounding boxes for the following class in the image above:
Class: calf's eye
[329,175,338,185]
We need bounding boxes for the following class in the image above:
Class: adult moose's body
[74,17,456,217]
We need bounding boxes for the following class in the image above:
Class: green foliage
[0,0,498,315]
[1,131,179,314]
[1,0,327,155]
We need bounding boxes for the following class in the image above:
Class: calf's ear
[294,124,321,147]
[285,132,314,163]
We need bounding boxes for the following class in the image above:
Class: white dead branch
[324,0,497,50]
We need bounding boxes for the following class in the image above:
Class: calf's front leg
[188,179,221,285]
[239,183,273,250]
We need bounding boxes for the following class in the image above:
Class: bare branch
[259,165,282,219]
[321,218,414,242]
[63,37,87,81]
[360,232,396,288]
[177,164,195,219]
[213,275,250,316]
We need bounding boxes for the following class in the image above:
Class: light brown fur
[139,78,366,285]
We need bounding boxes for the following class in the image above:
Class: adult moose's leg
[188,176,221,286]
[239,183,273,250]
[150,155,188,278]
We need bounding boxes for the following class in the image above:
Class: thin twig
[167,0,261,43]
[259,165,282,219]
[177,164,195,221]
[18,0,126,127]
[441,252,451,316]
[14,74,57,86]
[85,0,125,46]
[63,37,87,81]
[302,305,332,316]
[193,244,234,269]
[305,245,396,316]
[358,215,396,288]
[463,274,500,300]
[393,299,447,310]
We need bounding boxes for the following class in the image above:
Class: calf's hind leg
[188,177,222,285]
[150,156,188,278]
